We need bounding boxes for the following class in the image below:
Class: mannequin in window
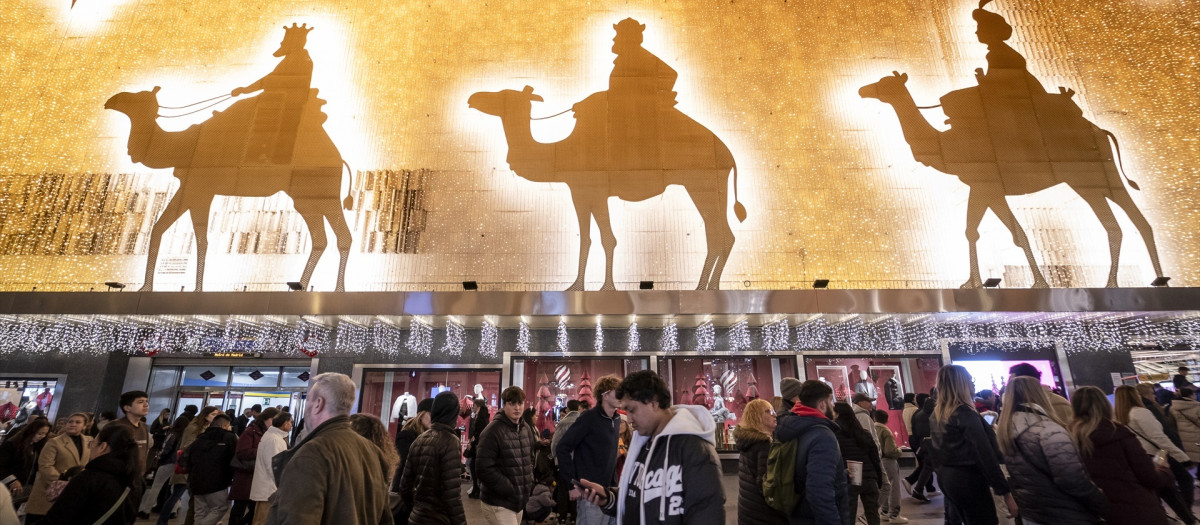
[884,376,903,410]
[710,384,732,447]
[391,392,417,422]
[854,370,878,408]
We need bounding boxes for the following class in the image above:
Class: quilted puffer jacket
[1170,397,1200,462]
[475,413,534,512]
[733,426,787,525]
[1001,406,1107,525]
[398,422,466,525]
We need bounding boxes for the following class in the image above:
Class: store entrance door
[173,389,306,419]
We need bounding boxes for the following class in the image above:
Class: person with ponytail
[40,424,143,525]
[1114,385,1196,524]
[1069,386,1170,525]
[994,377,1105,524]
[930,364,1016,525]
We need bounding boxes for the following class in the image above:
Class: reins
[157,94,234,119]
[530,108,573,120]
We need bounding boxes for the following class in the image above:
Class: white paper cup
[846,460,863,486]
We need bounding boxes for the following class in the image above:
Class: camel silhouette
[105,86,354,291]
[468,86,746,290]
[859,72,1165,288]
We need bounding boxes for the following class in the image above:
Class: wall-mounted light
[813,279,829,289]
[1151,277,1171,287]
[286,282,303,291]
[983,278,1002,288]
[104,281,125,291]
[462,281,478,291]
[639,281,654,290]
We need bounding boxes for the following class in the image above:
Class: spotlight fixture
[104,281,125,291]
[286,282,303,291]
[812,279,829,289]
[462,281,478,291]
[639,281,654,290]
[983,278,1002,288]
[1151,276,1171,287]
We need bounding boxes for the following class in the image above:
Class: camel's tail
[342,160,355,210]
[731,162,747,222]
[1104,129,1140,191]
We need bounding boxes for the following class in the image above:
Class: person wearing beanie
[398,391,466,524]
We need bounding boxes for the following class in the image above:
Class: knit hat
[417,398,434,414]
[780,378,803,402]
[431,391,459,426]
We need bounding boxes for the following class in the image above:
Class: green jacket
[874,423,901,460]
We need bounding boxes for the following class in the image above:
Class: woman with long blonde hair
[1114,385,1195,524]
[1069,386,1169,525]
[930,365,1016,524]
[733,398,786,524]
[993,377,1104,524]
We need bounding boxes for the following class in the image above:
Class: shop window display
[515,358,649,438]
[0,379,60,427]
[359,369,501,437]
[662,356,797,450]
[803,356,941,446]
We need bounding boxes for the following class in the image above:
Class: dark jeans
[904,460,937,493]
[468,457,479,493]
[937,465,998,525]
[230,499,254,525]
[158,485,188,525]
[848,477,881,525]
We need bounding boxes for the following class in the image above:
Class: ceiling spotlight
[462,281,479,291]
[1151,277,1171,287]
[286,282,303,291]
[104,281,125,291]
[639,281,654,290]
[812,279,829,289]
[983,278,1002,288]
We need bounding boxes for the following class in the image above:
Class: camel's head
[468,86,543,119]
[104,86,161,120]
[858,71,909,102]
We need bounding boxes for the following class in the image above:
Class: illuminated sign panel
[0,0,1193,291]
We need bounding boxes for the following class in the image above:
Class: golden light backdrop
[0,0,1196,291]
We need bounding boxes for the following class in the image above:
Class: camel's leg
[1077,190,1124,288]
[988,196,1048,288]
[685,181,735,290]
[960,190,988,289]
[567,189,593,292]
[591,197,618,291]
[140,190,189,292]
[295,203,329,291]
[1108,188,1165,280]
[325,203,354,293]
[188,198,213,292]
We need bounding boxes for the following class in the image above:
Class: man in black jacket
[901,397,939,502]
[773,378,848,525]
[476,386,534,524]
[467,397,491,499]
[555,375,622,525]
[399,391,466,525]
[183,414,237,525]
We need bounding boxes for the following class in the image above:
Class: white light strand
[762,319,790,353]
[441,321,465,357]
[406,319,432,356]
[696,321,715,353]
[628,323,641,352]
[660,322,679,353]
[479,321,498,359]
[517,321,531,354]
[371,320,404,356]
[557,320,570,354]
[729,320,751,353]
[594,321,604,353]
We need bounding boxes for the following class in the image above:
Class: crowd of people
[3,363,1200,524]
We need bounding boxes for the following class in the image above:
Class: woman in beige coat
[24,413,91,519]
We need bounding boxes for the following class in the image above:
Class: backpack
[762,438,800,514]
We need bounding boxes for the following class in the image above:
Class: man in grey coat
[267,373,392,525]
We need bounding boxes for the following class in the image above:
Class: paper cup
[846,460,863,486]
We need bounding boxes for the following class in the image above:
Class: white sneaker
[928,490,943,497]
[889,516,910,524]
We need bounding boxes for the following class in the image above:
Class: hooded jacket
[399,422,466,525]
[39,453,141,525]
[475,411,535,512]
[733,426,787,525]
[250,425,289,502]
[183,426,237,495]
[1081,419,1171,525]
[1170,397,1200,462]
[1000,405,1106,525]
[555,404,621,487]
[600,405,725,524]
[774,405,850,525]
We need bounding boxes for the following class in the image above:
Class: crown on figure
[614,18,646,33]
